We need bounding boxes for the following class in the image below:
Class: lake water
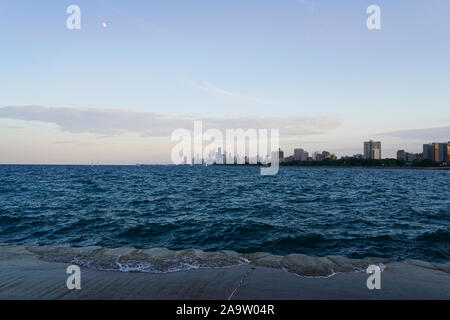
[0,165,448,263]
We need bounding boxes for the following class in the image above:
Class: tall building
[423,143,444,162]
[215,147,223,164]
[423,144,434,161]
[447,142,450,163]
[363,140,381,159]
[278,148,284,161]
[293,148,308,161]
[437,143,449,162]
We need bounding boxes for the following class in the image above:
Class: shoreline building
[314,150,337,161]
[447,142,450,163]
[278,148,284,161]
[363,140,381,160]
[293,148,309,161]
[423,142,450,162]
[437,142,449,162]
[423,143,438,161]
[397,150,422,162]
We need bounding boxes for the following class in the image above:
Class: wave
[414,228,450,243]
[2,244,448,277]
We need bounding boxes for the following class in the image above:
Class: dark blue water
[0,165,449,262]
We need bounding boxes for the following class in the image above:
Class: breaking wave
[8,244,433,277]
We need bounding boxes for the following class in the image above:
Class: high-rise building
[447,142,450,163]
[363,140,381,159]
[423,144,433,160]
[293,148,308,161]
[423,143,445,162]
[437,143,449,162]
[278,148,284,161]
[215,147,223,164]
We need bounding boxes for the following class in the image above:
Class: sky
[0,0,449,164]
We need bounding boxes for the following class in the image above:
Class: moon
[102,22,107,28]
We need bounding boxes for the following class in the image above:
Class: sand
[0,245,448,300]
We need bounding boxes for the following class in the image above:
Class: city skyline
[169,139,450,166]
[0,103,449,164]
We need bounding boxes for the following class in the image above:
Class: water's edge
[1,243,448,277]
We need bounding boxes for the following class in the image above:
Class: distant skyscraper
[423,144,433,160]
[278,148,284,161]
[294,148,308,161]
[364,140,381,159]
[437,143,448,162]
[423,142,449,162]
[215,147,223,164]
[446,142,450,163]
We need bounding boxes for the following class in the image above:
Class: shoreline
[0,244,448,300]
[0,164,449,170]
[280,165,450,170]
[221,164,450,170]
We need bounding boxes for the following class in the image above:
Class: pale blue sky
[0,0,449,163]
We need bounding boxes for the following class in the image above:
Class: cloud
[188,81,280,106]
[0,105,340,137]
[378,126,450,141]
[3,126,24,129]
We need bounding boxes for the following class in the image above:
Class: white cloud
[0,105,340,137]
[378,126,450,141]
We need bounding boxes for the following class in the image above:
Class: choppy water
[0,165,449,263]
